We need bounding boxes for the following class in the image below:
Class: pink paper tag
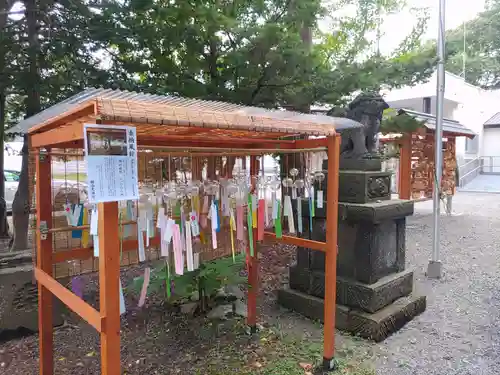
[173,224,184,275]
[138,267,151,307]
[212,229,217,249]
[257,199,265,241]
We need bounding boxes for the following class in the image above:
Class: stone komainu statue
[327,92,389,159]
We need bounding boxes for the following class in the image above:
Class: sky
[377,0,486,54]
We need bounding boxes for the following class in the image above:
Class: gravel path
[372,192,500,375]
[2,191,500,374]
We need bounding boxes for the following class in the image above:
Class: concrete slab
[459,174,500,193]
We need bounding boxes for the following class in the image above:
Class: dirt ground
[0,242,374,375]
[3,191,498,375]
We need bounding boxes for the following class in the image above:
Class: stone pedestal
[0,251,65,339]
[278,159,426,342]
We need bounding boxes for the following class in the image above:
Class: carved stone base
[0,259,65,337]
[289,267,415,314]
[339,157,382,171]
[338,170,392,204]
[278,288,426,342]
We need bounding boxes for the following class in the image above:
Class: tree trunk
[11,0,40,251]
[0,0,13,239]
[0,93,10,238]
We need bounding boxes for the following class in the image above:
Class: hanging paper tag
[310,187,315,217]
[93,235,100,257]
[292,187,297,199]
[173,224,184,275]
[119,279,126,315]
[297,197,303,233]
[317,190,324,209]
[190,211,200,236]
[236,204,244,241]
[283,196,291,216]
[138,225,146,262]
[157,207,165,228]
[193,252,200,269]
[247,204,254,257]
[272,198,279,220]
[185,222,194,271]
[251,194,258,229]
[274,200,282,238]
[160,219,168,257]
[63,204,73,226]
[230,210,236,262]
[138,267,151,308]
[215,200,221,232]
[257,199,265,241]
[71,204,82,226]
[163,218,175,244]
[90,208,98,235]
[82,208,89,247]
[71,204,84,239]
[212,229,218,249]
[210,201,218,232]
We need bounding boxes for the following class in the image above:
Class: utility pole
[427,0,446,279]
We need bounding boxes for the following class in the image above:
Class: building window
[465,135,479,154]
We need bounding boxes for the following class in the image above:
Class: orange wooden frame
[31,116,340,374]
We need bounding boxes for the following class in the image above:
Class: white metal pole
[428,0,446,279]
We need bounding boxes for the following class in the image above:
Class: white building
[382,71,500,166]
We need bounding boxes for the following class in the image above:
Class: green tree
[95,0,435,110]
[444,0,500,88]
[5,0,112,250]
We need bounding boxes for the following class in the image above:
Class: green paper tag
[275,201,282,238]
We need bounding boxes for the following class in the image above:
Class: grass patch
[193,321,375,375]
[52,173,87,181]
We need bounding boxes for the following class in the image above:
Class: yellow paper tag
[82,208,89,247]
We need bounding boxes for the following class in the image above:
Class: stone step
[278,287,426,342]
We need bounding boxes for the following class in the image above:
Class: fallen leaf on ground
[299,362,313,371]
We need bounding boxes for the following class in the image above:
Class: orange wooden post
[398,133,412,200]
[36,149,54,375]
[323,135,340,371]
[247,155,259,332]
[98,202,121,375]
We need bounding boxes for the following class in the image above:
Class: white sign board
[84,124,139,203]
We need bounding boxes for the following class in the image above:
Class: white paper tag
[90,208,98,235]
[292,187,297,199]
[189,211,200,236]
[72,204,82,226]
[164,218,175,244]
[63,204,73,226]
[272,199,279,220]
[317,190,324,209]
[138,211,147,231]
[138,224,146,262]
[193,252,200,269]
[251,194,257,213]
[157,207,165,228]
[93,235,99,257]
